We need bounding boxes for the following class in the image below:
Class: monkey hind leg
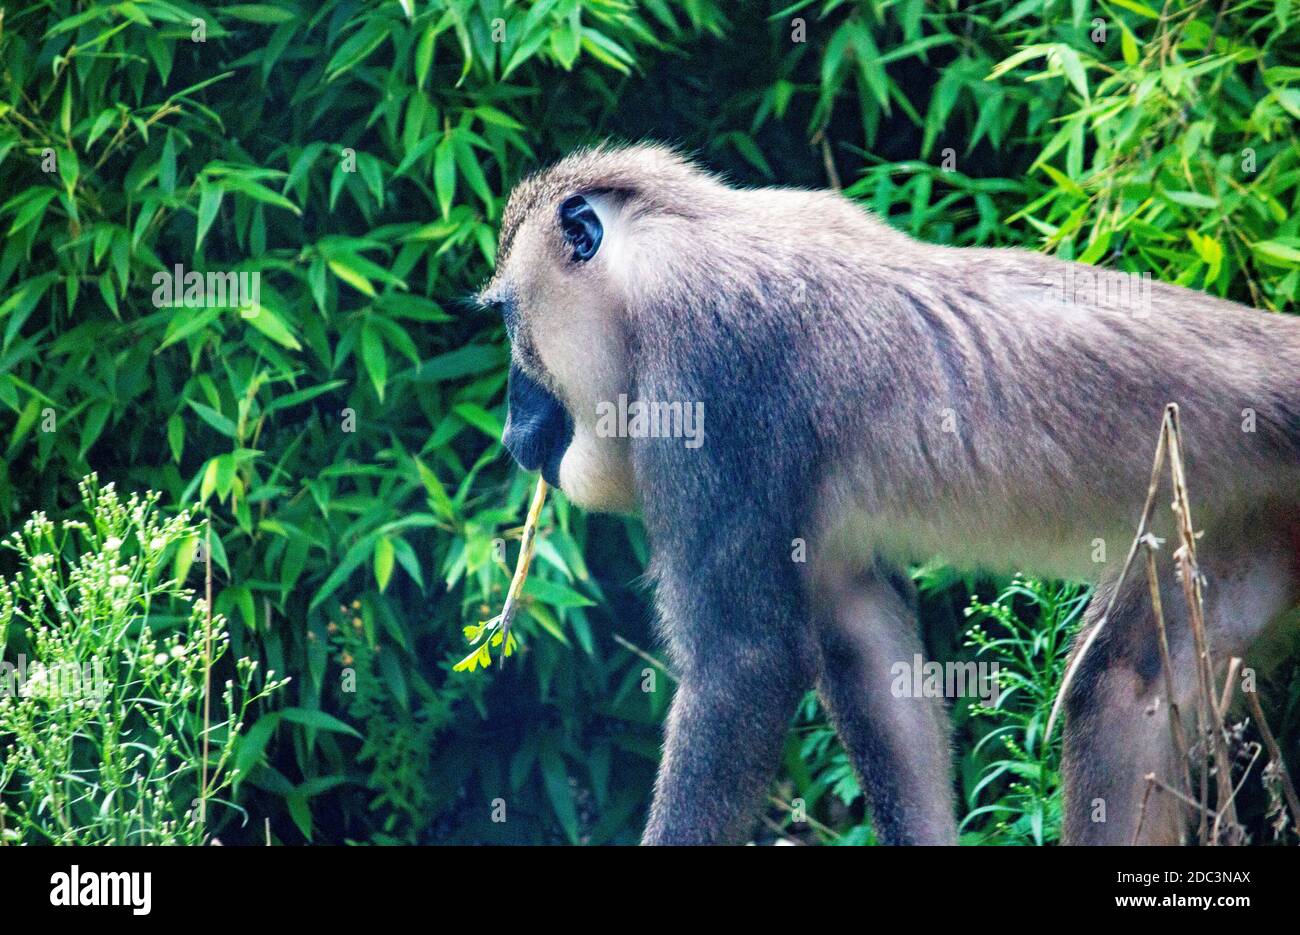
[1060,591,1189,845]
[1062,518,1300,845]
[813,561,957,845]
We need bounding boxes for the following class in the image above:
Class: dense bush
[1,0,1296,844]
[0,475,286,844]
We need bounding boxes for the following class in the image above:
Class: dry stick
[1143,543,1194,817]
[1046,410,1171,742]
[497,478,548,662]
[1144,769,1211,816]
[1213,744,1261,844]
[1217,657,1242,721]
[768,795,842,841]
[1132,775,1157,845]
[1049,405,1247,845]
[1146,771,1210,814]
[1244,688,1300,833]
[1138,771,1224,845]
[200,522,214,831]
[1197,719,1210,846]
[1166,405,1238,843]
[812,127,842,192]
[1208,656,1242,847]
[1161,408,1212,843]
[611,632,676,680]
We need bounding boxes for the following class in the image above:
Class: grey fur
[483,144,1300,845]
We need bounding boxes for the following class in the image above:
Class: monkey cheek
[555,437,638,514]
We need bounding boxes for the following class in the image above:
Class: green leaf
[434,139,456,218]
[221,173,301,215]
[987,44,1052,81]
[264,379,346,414]
[539,745,579,844]
[393,133,441,179]
[415,459,455,520]
[550,22,581,69]
[167,414,184,462]
[415,24,437,88]
[373,536,395,592]
[79,401,111,457]
[241,303,302,350]
[523,577,596,608]
[7,189,56,236]
[454,138,494,207]
[1108,0,1161,17]
[200,458,220,503]
[1163,190,1218,210]
[234,714,281,778]
[222,4,299,23]
[360,320,388,400]
[1053,45,1089,101]
[452,402,502,438]
[280,707,362,738]
[1120,25,1140,66]
[159,130,177,195]
[580,28,634,74]
[1275,89,1300,120]
[186,399,238,437]
[327,257,376,297]
[405,344,503,383]
[326,21,388,81]
[1039,164,1084,197]
[86,108,117,148]
[196,180,223,251]
[1252,240,1300,267]
[158,305,222,351]
[309,534,376,611]
[390,537,424,591]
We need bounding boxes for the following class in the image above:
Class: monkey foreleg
[642,653,807,844]
[813,562,957,845]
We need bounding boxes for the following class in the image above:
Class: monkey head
[478,147,706,513]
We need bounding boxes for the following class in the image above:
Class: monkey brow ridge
[495,144,704,264]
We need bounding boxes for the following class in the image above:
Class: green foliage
[0,475,285,844]
[0,0,1295,843]
[767,578,1087,846]
[960,577,1089,846]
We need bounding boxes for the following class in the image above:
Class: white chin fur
[557,431,636,514]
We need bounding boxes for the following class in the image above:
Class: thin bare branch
[1245,688,1300,833]
[1046,410,1171,741]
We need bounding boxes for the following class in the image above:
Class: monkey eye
[559,194,602,262]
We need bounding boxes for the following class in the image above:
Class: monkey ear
[559,194,602,262]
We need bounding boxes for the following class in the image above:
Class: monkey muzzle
[502,363,573,488]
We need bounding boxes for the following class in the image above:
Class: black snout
[502,363,573,487]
